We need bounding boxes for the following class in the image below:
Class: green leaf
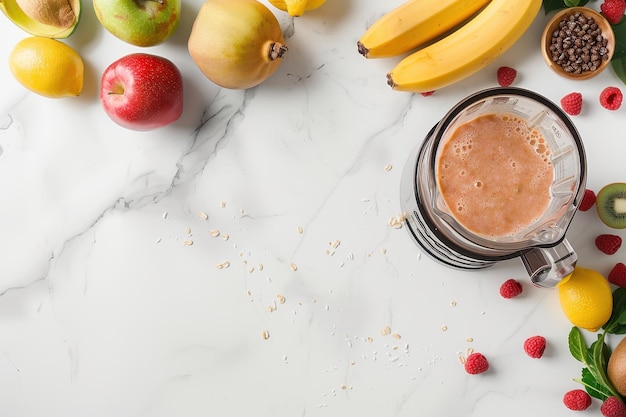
[591,334,609,371]
[569,326,588,363]
[589,333,621,401]
[604,288,626,334]
[611,57,626,87]
[543,0,567,14]
[543,0,591,13]
[611,19,626,61]
[580,368,614,400]
[541,0,594,14]
[564,0,590,7]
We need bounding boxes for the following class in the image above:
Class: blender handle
[521,239,577,288]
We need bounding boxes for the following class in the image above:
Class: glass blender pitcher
[400,87,586,288]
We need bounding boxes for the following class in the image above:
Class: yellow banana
[267,0,326,16]
[387,0,541,93]
[357,0,490,59]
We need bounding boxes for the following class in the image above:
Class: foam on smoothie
[436,113,554,239]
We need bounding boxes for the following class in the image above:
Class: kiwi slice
[596,182,626,229]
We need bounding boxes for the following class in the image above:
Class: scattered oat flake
[216,261,230,269]
[297,226,304,234]
[221,201,226,208]
[258,263,264,271]
[290,263,298,271]
[262,330,270,340]
[466,337,474,343]
[381,325,391,336]
[441,325,448,331]
[209,229,220,237]
[276,294,286,304]
[388,213,407,229]
[222,234,229,241]
[385,164,392,172]
[450,300,457,307]
[330,240,340,249]
[184,239,193,246]
[185,227,191,235]
[367,336,374,343]
[381,248,387,254]
[198,211,208,220]
[392,333,401,339]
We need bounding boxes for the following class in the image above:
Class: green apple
[93,0,180,47]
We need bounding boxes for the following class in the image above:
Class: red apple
[100,53,183,131]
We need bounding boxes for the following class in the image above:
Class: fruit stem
[386,73,396,89]
[269,42,288,61]
[356,41,369,57]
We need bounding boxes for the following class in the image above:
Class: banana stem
[356,41,369,57]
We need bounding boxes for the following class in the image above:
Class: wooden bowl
[541,7,615,80]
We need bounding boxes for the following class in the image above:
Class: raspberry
[464,352,489,374]
[499,278,523,299]
[601,396,626,417]
[560,92,583,116]
[600,86,623,110]
[421,91,435,97]
[601,0,626,24]
[596,234,623,255]
[579,189,597,211]
[524,335,547,359]
[609,263,626,287]
[563,389,592,411]
[497,66,517,87]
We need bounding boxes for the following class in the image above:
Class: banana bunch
[357,0,490,59]
[358,0,542,93]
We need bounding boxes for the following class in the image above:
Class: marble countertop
[1,1,625,415]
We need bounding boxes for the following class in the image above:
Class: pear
[188,0,287,90]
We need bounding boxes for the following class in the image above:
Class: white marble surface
[1,1,625,415]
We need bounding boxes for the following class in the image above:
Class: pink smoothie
[436,113,554,239]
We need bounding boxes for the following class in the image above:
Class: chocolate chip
[549,12,610,75]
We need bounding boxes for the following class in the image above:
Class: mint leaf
[604,288,626,334]
[543,0,567,13]
[590,334,610,372]
[569,329,622,401]
[611,19,626,61]
[611,57,626,88]
[588,333,620,401]
[542,0,591,13]
[569,326,588,362]
[564,0,589,7]
[580,368,614,400]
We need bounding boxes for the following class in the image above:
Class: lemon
[9,36,84,98]
[267,0,326,16]
[558,267,613,332]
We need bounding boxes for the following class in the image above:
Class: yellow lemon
[558,267,613,332]
[9,36,84,98]
[267,0,326,16]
